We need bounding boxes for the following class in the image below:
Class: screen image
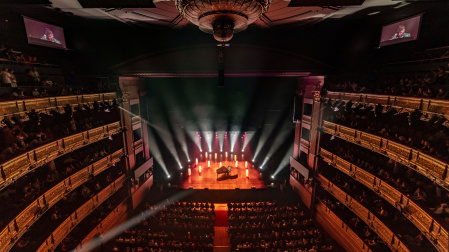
[23,16,67,49]
[379,14,423,47]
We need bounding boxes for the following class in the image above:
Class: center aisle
[213,204,231,252]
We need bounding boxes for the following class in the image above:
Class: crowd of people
[325,62,449,98]
[111,201,216,252]
[319,160,435,251]
[321,135,449,228]
[228,202,331,251]
[0,44,41,66]
[12,160,126,252]
[0,136,123,229]
[0,99,119,162]
[323,98,449,161]
[318,192,389,252]
[56,189,127,252]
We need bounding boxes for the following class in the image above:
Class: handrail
[36,175,126,252]
[321,91,449,118]
[0,92,117,118]
[0,121,122,191]
[316,201,372,252]
[321,121,449,190]
[320,148,449,252]
[0,149,124,252]
[318,174,410,252]
[74,198,129,252]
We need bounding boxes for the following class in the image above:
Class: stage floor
[180,160,266,190]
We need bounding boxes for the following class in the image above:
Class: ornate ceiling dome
[175,0,271,42]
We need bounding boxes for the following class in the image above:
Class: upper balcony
[0,92,117,120]
[321,121,449,190]
[321,92,449,118]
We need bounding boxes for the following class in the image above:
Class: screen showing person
[41,29,61,44]
[379,14,422,47]
[23,16,67,49]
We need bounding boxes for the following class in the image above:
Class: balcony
[321,91,449,118]
[0,149,124,252]
[36,174,126,252]
[0,121,122,190]
[320,148,449,252]
[73,198,129,252]
[318,174,410,252]
[315,201,372,252]
[321,121,449,190]
[0,92,117,121]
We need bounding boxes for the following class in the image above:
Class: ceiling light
[175,0,271,42]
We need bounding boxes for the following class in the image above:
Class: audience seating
[227,201,331,252]
[111,201,215,252]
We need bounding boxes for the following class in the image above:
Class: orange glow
[235,161,238,167]
[245,161,247,168]
[188,168,191,176]
[199,165,202,173]
[208,160,210,167]
[196,158,198,165]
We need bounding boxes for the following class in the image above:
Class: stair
[213,204,231,252]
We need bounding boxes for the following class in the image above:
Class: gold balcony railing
[320,148,449,252]
[316,201,372,252]
[74,198,129,252]
[321,121,449,189]
[0,121,122,190]
[0,149,124,252]
[321,91,449,118]
[36,174,126,252]
[0,92,117,120]
[318,174,410,252]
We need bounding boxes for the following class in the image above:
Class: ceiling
[47,0,411,29]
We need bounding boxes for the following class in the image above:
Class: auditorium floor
[180,161,266,189]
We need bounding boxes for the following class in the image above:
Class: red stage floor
[180,160,266,190]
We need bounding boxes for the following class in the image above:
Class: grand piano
[216,166,231,179]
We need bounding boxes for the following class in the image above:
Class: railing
[321,121,449,189]
[74,198,129,252]
[321,91,449,118]
[0,121,122,190]
[0,92,117,120]
[318,174,410,252]
[36,174,126,252]
[316,201,372,252]
[0,149,124,252]
[320,148,449,252]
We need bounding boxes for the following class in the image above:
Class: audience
[322,99,449,161]
[320,135,449,228]
[12,160,126,252]
[228,201,331,251]
[111,201,216,252]
[0,99,119,162]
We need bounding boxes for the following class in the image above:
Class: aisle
[213,204,231,252]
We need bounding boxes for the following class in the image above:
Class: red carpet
[214,210,229,226]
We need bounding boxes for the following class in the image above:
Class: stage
[180,160,266,190]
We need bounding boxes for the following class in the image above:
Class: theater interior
[1,0,449,251]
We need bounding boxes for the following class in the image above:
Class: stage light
[180,166,183,170]
[234,155,237,161]
[215,153,217,160]
[219,161,222,167]
[196,158,198,165]
[188,159,191,162]
[205,152,208,158]
[208,160,210,167]
[246,168,249,178]
[245,161,247,168]
[199,165,202,173]
[252,159,255,162]
[271,175,275,179]
[168,174,171,178]
[188,168,191,176]
[225,152,228,158]
[235,161,238,167]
